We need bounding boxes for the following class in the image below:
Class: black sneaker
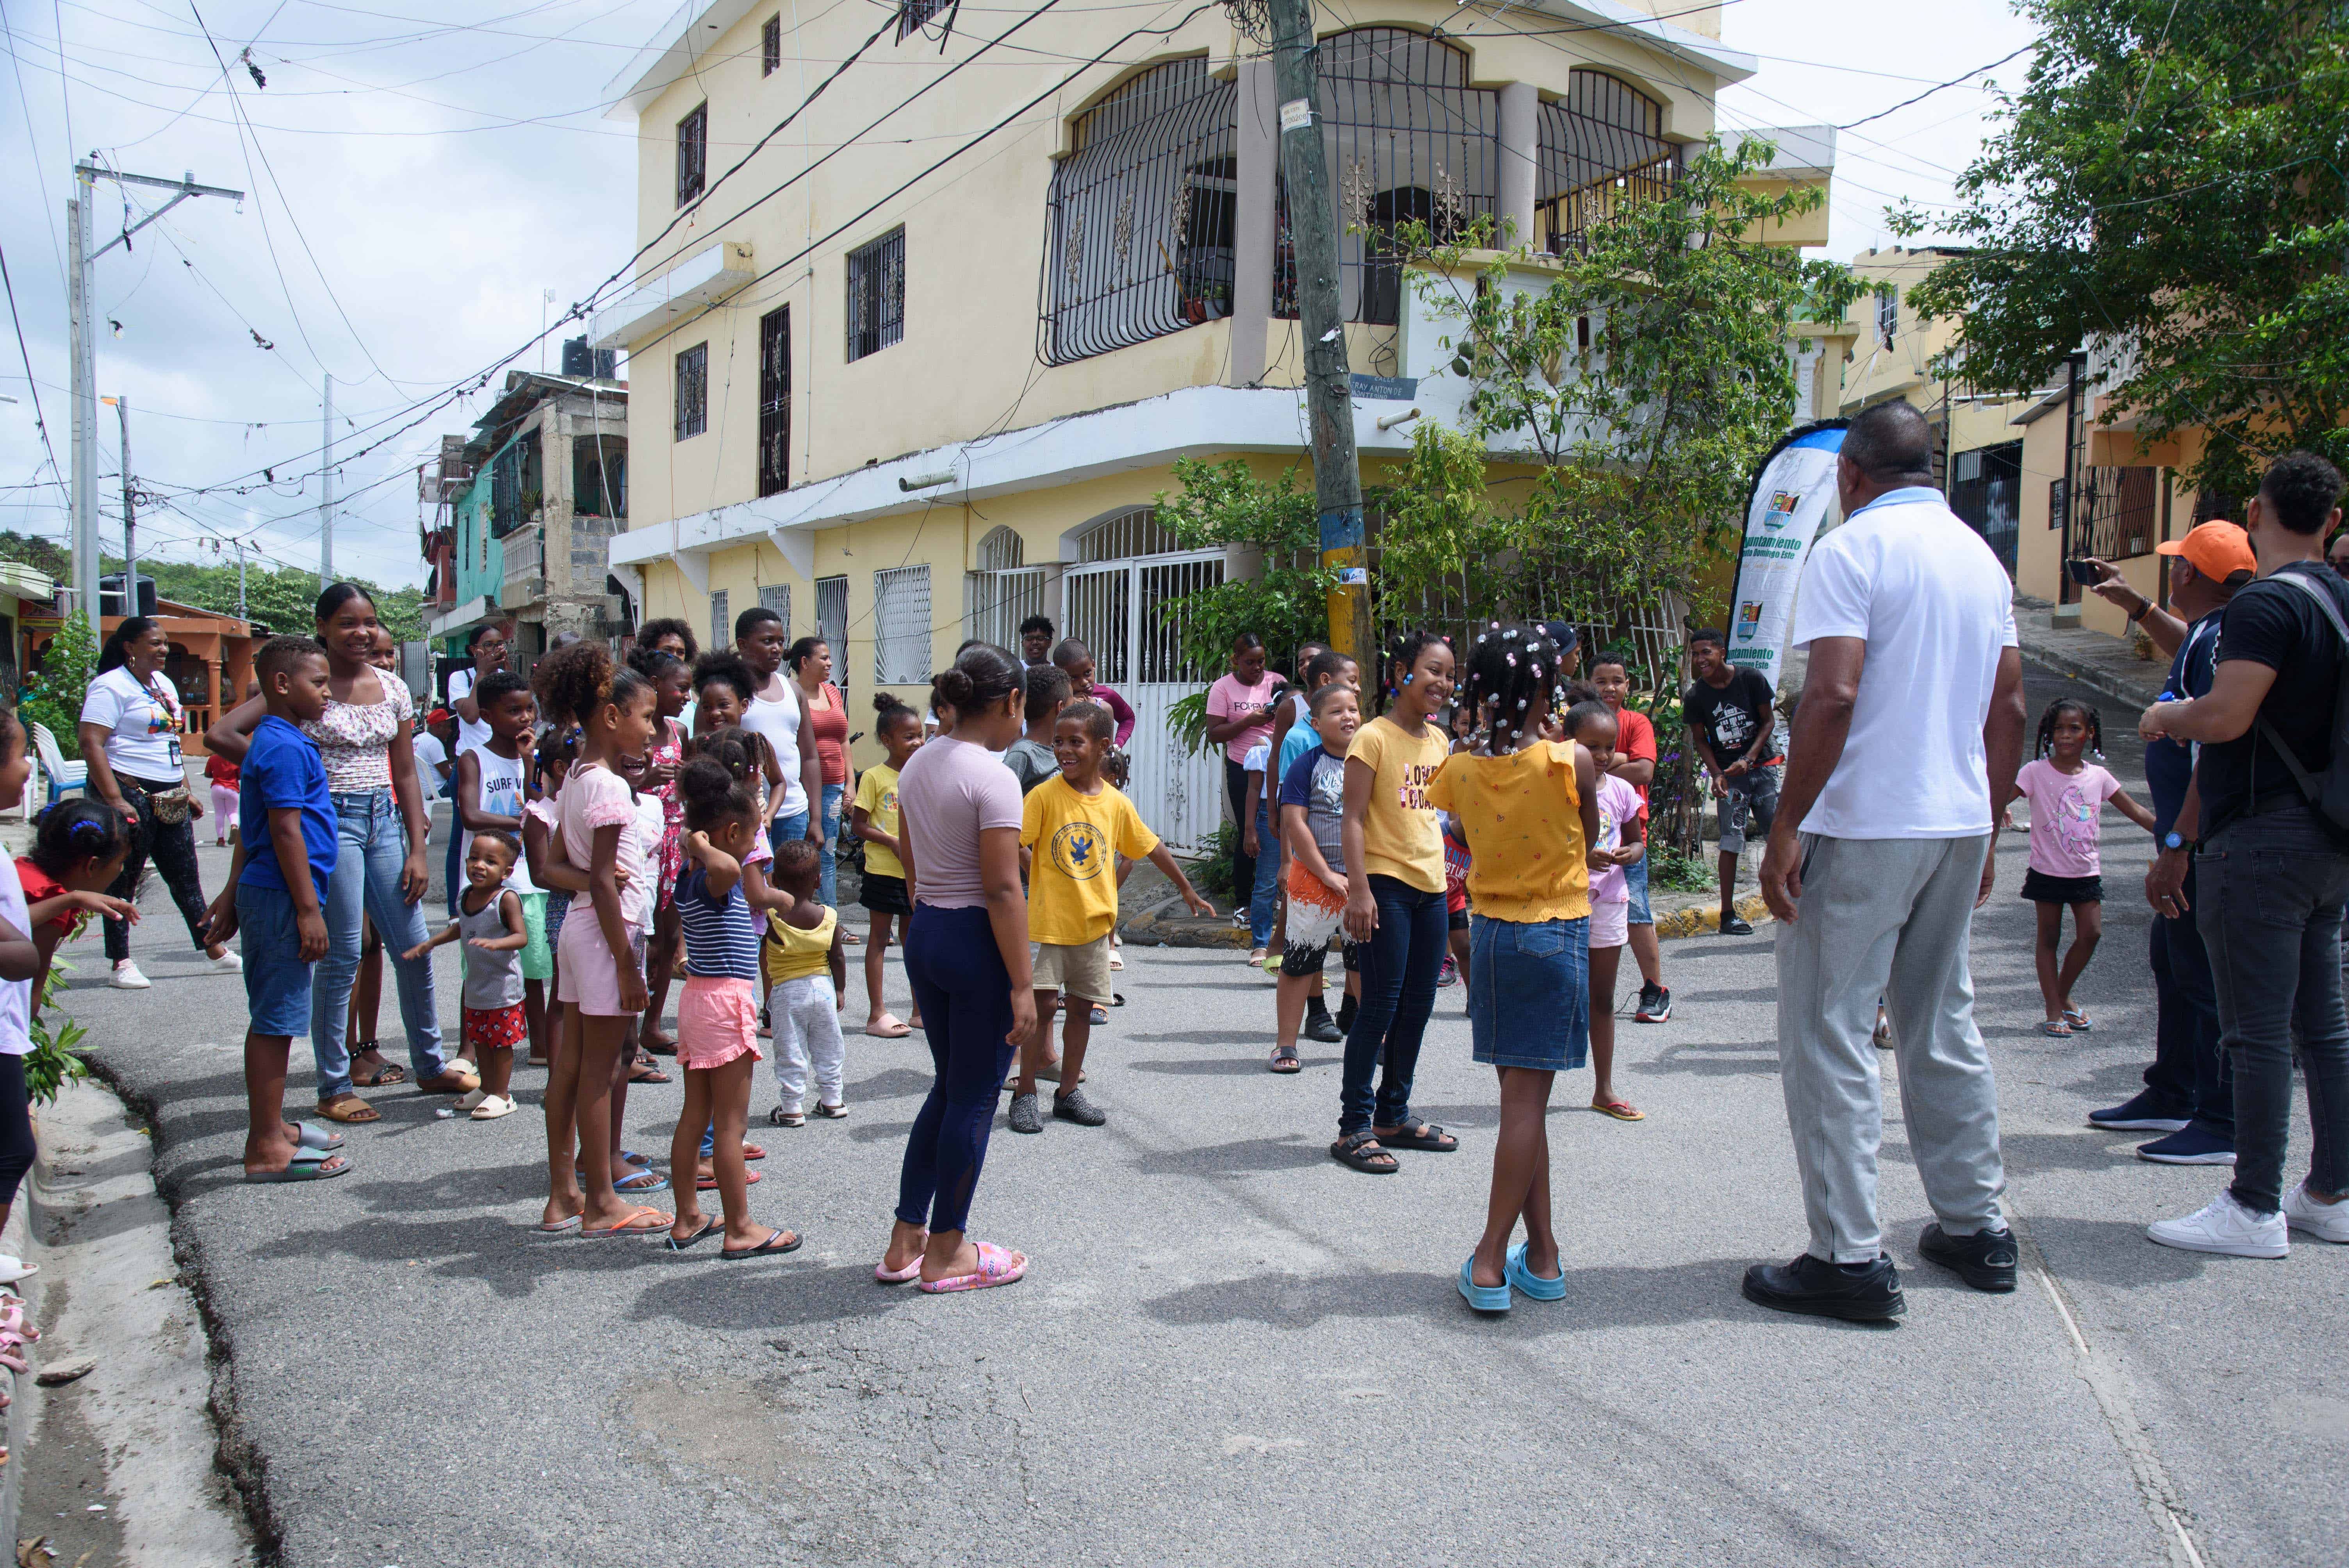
[1917,1223,2018,1292]
[1720,914,1756,936]
[1052,1086,1107,1126]
[1007,1092,1044,1135]
[1635,984,1671,1023]
[1741,1252,1905,1321]
[1305,1012,1345,1044]
[1335,999,1358,1034]
[2087,1090,2190,1133]
[2136,1124,2237,1165]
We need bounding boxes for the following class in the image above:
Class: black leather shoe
[1918,1223,2018,1292]
[1305,1012,1345,1044]
[1741,1252,1905,1321]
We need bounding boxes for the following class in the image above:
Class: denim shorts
[237,882,317,1039]
[1466,913,1590,1071]
[1625,851,1652,925]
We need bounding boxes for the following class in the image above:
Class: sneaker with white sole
[110,960,151,990]
[207,950,244,973]
[2146,1190,2288,1258]
[2283,1181,2349,1244]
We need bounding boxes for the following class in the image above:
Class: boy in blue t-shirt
[203,636,342,1182]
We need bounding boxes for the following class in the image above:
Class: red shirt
[14,859,75,934]
[1613,705,1656,820]
[205,753,241,787]
[804,682,849,786]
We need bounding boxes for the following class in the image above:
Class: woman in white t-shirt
[78,617,237,988]
[732,606,824,864]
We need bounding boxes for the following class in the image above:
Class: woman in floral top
[206,584,478,1123]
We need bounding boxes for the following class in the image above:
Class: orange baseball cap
[2155,520,2257,582]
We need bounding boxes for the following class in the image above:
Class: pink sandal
[875,1229,928,1283]
[918,1240,1028,1294]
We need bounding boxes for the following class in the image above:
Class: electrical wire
[1836,43,2035,133]
[0,241,66,504]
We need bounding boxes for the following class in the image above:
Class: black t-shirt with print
[1683,667,1777,766]
[2197,561,2349,842]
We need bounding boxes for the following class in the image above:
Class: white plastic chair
[27,721,86,810]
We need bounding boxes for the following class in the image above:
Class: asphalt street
[59,665,2346,1567]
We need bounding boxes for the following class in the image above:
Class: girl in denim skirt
[1427,625,1600,1313]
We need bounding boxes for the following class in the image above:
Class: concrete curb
[1652,892,1773,939]
[1121,890,1774,947]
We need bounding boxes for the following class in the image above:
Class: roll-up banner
[1726,421,1847,690]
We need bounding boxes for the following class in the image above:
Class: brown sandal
[315,1094,380,1124]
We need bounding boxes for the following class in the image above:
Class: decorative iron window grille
[815,575,848,689]
[757,583,791,634]
[1536,71,1679,255]
[846,228,905,362]
[758,306,790,497]
[874,565,932,684]
[1075,506,1180,562]
[1042,57,1237,366]
[488,437,529,538]
[676,102,707,208]
[674,342,708,441]
[896,0,949,42]
[1273,28,1497,326]
[761,14,780,75]
[967,526,1046,651]
[709,590,730,654]
[2072,466,2160,563]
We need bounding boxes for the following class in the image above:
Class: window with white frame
[873,565,931,684]
[967,525,1045,652]
[709,589,730,654]
[846,228,905,362]
[757,583,791,635]
[815,575,848,686]
[675,342,708,440]
[1877,286,1899,349]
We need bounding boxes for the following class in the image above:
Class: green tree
[20,609,96,761]
[1899,0,2349,495]
[0,530,71,581]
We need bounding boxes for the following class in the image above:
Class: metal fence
[1536,72,1680,255]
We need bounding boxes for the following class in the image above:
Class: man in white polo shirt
[1742,400,2030,1322]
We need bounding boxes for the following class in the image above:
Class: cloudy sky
[0,0,2041,591]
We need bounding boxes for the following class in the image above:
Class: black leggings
[0,1055,34,1208]
[102,775,213,962]
[1225,759,1257,914]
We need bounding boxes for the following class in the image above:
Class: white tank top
[469,747,537,893]
[742,681,807,818]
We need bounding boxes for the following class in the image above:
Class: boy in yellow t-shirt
[1011,700,1212,1133]
[850,696,923,1038]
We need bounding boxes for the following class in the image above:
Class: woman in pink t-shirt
[1204,634,1285,942]
[2013,698,2154,1036]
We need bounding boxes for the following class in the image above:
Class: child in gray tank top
[405,831,529,1120]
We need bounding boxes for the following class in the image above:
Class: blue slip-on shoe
[1504,1242,1566,1301]
[2137,1124,2237,1165]
[2088,1091,2189,1133]
[1458,1256,1512,1313]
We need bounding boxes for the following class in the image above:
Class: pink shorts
[556,914,647,1017]
[1590,896,1629,951]
[677,976,763,1070]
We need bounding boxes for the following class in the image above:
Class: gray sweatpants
[1774,833,2005,1263]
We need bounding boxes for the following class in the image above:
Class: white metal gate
[1062,545,1224,853]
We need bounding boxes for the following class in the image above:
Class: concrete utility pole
[1266,0,1372,670]
[102,396,137,615]
[68,164,242,624]
[320,373,334,587]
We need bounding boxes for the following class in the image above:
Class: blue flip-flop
[1504,1242,1566,1302]
[613,1169,670,1194]
[1458,1256,1512,1313]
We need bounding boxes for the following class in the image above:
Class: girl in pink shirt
[2013,699,2154,1036]
[1205,634,1286,948]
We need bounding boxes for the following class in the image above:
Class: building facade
[599,0,1825,848]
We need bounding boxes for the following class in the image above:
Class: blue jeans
[2144,856,2232,1138]
[771,805,811,868]
[311,788,448,1098]
[444,812,464,921]
[1248,797,1278,948]
[819,782,845,909]
[896,905,1020,1236]
[1340,875,1446,1135]
[2197,806,2349,1215]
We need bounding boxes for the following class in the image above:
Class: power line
[0,240,66,500]
[1837,43,2036,133]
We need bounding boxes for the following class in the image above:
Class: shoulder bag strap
[2253,570,2349,803]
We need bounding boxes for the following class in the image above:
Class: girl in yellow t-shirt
[852,694,925,1039]
[1425,624,1599,1313]
[1331,629,1458,1176]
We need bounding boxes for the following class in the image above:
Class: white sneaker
[2283,1182,2349,1244]
[110,961,151,990]
[2147,1190,2288,1258]
[207,950,244,974]
[0,1254,37,1285]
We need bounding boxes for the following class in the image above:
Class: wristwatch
[2162,830,2188,852]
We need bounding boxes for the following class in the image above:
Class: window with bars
[873,565,931,684]
[815,575,848,688]
[1043,58,1237,366]
[1536,71,1680,255]
[761,14,780,75]
[846,228,905,362]
[758,306,790,496]
[676,102,707,207]
[757,583,791,635]
[709,590,730,654]
[674,343,708,440]
[896,0,948,42]
[1274,29,1498,326]
[967,526,1045,652]
[1877,286,1899,349]
[1075,505,1180,562]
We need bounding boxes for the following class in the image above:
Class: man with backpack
[2139,450,2349,1258]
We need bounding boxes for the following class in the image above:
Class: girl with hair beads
[1330,629,1458,1175]
[1428,625,1600,1311]
[2014,697,2154,1035]
[664,757,797,1256]
[852,693,924,1037]
[878,643,1034,1294]
[531,643,668,1238]
[16,800,136,1008]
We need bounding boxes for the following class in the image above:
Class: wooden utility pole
[1266,0,1371,670]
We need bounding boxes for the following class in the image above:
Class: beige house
[597,0,1831,848]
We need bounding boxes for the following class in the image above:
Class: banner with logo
[1726,421,1847,690]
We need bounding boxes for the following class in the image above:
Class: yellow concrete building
[597,0,1831,847]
